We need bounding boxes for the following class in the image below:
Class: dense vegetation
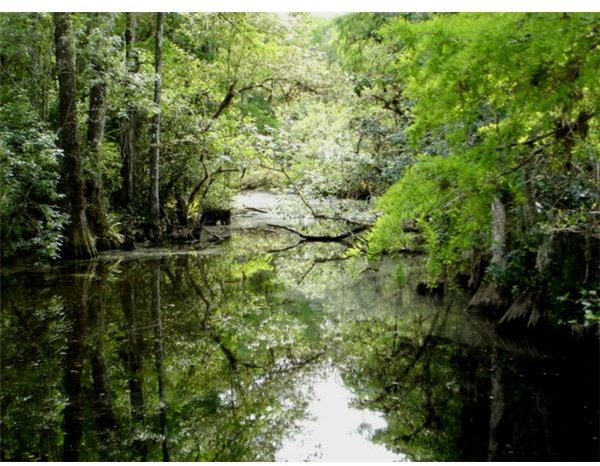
[1,12,599,328]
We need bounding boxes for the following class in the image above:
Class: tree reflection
[120,266,148,459]
[1,246,328,461]
[60,265,91,461]
[3,241,595,461]
[150,261,169,461]
[88,264,118,435]
[336,305,599,461]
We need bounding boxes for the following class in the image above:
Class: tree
[148,13,165,242]
[53,12,97,259]
[364,13,600,325]
[0,14,67,262]
[84,13,115,250]
[121,12,140,209]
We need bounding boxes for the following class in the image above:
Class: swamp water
[1,192,598,461]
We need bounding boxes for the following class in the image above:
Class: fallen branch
[298,255,352,284]
[244,206,268,214]
[297,262,316,284]
[266,223,368,242]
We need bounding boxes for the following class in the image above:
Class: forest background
[1,7,598,328]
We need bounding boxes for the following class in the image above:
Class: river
[1,191,598,461]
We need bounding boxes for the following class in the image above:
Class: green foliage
[0,13,69,261]
[0,234,336,460]
[579,290,600,326]
[155,13,345,225]
[359,13,600,321]
[0,13,56,122]
[2,11,598,329]
[273,96,365,197]
[370,154,493,281]
[0,93,67,261]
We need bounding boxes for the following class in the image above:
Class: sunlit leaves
[361,13,600,311]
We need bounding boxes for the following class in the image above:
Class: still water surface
[1,193,598,461]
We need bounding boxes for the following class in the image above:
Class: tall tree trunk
[148,13,164,242]
[468,195,508,311]
[53,12,97,259]
[121,12,138,210]
[490,196,507,270]
[86,79,109,244]
[86,17,110,249]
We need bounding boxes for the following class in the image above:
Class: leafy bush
[0,94,67,262]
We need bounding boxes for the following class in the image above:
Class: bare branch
[266,223,368,242]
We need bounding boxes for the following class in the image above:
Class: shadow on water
[1,226,598,461]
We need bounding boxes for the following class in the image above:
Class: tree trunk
[175,191,189,229]
[490,196,507,270]
[148,13,164,242]
[121,12,138,209]
[468,195,508,311]
[86,19,110,249]
[54,12,97,259]
[87,82,107,158]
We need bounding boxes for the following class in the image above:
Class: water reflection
[1,231,598,461]
[1,244,326,461]
[336,304,600,461]
[277,367,406,462]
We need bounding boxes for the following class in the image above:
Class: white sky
[3,1,600,12]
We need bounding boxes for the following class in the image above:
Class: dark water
[1,227,599,461]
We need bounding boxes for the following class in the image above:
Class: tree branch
[212,79,237,119]
[266,223,368,242]
[187,166,239,207]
